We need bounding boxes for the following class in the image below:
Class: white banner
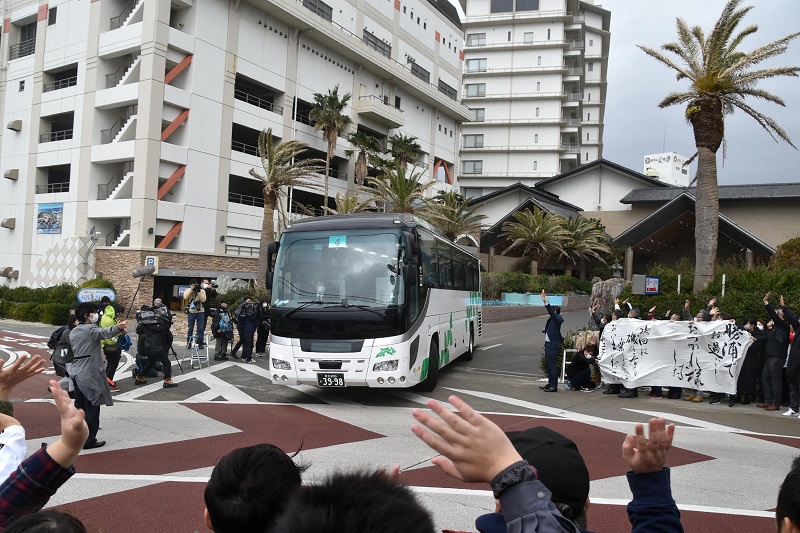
[598,319,754,394]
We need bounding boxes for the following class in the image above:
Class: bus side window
[419,231,437,287]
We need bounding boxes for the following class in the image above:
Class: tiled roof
[622,183,800,203]
[534,158,673,189]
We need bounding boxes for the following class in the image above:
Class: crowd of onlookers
[564,293,800,419]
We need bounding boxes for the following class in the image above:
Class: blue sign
[77,288,116,303]
[177,285,191,298]
[645,276,660,295]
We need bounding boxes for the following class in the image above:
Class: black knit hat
[506,427,590,514]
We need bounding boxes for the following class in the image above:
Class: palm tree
[310,85,352,214]
[366,166,434,215]
[499,207,569,275]
[249,128,324,286]
[388,133,421,168]
[638,0,799,290]
[559,217,610,278]
[426,190,486,241]
[323,192,374,215]
[345,130,382,187]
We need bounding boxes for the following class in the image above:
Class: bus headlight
[373,360,399,372]
[272,358,291,370]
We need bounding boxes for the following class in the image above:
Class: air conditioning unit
[7,120,21,132]
[3,169,19,180]
[1,218,15,229]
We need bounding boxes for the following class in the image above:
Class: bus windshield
[272,229,405,308]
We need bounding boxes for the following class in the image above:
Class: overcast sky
[595,0,800,184]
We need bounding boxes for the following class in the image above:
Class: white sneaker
[782,408,799,416]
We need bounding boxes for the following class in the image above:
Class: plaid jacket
[0,445,74,527]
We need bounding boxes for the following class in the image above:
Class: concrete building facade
[457,0,609,198]
[0,0,471,293]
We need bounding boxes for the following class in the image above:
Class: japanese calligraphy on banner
[598,319,753,393]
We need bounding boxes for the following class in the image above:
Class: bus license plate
[318,373,345,387]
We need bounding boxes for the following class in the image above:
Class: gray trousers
[761,357,784,406]
[789,383,799,412]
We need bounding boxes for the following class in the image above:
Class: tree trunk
[323,150,331,216]
[257,192,278,288]
[689,96,723,292]
[529,258,538,276]
[564,265,573,277]
[356,152,367,187]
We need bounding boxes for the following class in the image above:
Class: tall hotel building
[458,0,610,197]
[0,0,471,292]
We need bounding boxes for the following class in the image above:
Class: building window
[465,83,486,97]
[588,62,594,72]
[472,108,485,122]
[547,29,551,40]
[48,7,57,25]
[537,56,541,65]
[463,134,484,148]
[535,107,539,117]
[444,127,448,134]
[534,133,538,143]
[467,33,486,46]
[533,161,537,170]
[507,31,511,41]
[395,96,401,109]
[19,80,25,91]
[362,30,391,58]
[490,0,513,13]
[589,39,594,46]
[438,79,457,100]
[587,112,591,121]
[462,160,483,174]
[302,0,333,21]
[417,17,420,24]
[586,132,590,140]
[515,0,539,11]
[465,58,487,72]
[409,61,431,83]
[536,81,540,91]
[403,5,406,12]
[439,124,442,131]
[588,93,591,101]
[524,32,534,43]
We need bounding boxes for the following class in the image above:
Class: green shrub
[46,283,79,304]
[12,302,40,322]
[38,303,72,325]
[0,300,13,318]
[481,272,589,300]
[79,277,116,291]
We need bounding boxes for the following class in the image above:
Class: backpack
[136,306,173,355]
[239,302,258,319]
[47,325,68,350]
[219,312,232,333]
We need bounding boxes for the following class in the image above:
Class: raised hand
[622,418,675,475]
[0,355,45,401]
[45,380,89,468]
[411,396,522,484]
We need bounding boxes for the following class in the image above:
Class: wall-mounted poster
[37,203,63,234]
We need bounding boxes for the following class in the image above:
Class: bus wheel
[419,341,439,392]
[462,328,474,362]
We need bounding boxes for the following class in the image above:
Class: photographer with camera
[184,279,207,349]
[201,278,218,338]
[134,299,178,389]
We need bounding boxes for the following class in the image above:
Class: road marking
[478,343,502,351]
[589,498,775,518]
[622,408,749,433]
[1,330,48,339]
[445,387,607,421]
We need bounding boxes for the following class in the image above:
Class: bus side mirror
[265,241,279,289]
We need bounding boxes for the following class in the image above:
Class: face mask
[202,284,209,289]
[757,324,764,330]
[262,303,268,308]
[89,313,99,324]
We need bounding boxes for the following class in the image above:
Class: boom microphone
[132,265,156,278]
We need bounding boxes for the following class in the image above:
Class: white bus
[265,213,482,390]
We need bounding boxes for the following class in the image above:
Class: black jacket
[764,303,790,359]
[783,306,800,384]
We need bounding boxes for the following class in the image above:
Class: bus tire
[419,341,439,392]
[461,327,474,362]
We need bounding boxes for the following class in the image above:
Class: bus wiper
[323,301,385,317]
[280,300,332,319]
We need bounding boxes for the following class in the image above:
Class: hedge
[0,279,115,325]
[482,272,592,300]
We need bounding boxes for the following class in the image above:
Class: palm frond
[724,96,796,148]
[637,45,696,81]
[658,91,696,108]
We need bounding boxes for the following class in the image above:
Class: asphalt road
[1,313,798,532]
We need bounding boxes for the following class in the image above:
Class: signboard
[37,203,63,234]
[145,255,159,275]
[77,288,116,303]
[598,319,753,394]
[176,285,191,298]
[645,276,660,295]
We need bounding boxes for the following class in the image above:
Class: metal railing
[465,9,570,23]
[43,76,77,93]
[294,113,313,127]
[228,191,264,207]
[105,219,130,247]
[566,118,582,126]
[567,92,583,101]
[110,0,138,30]
[562,144,580,153]
[106,53,139,89]
[101,105,138,144]
[568,41,584,50]
[9,39,35,61]
[231,140,259,156]
[97,161,133,199]
[225,244,259,257]
[567,66,583,75]
[39,130,73,143]
[36,182,69,194]
[234,89,284,115]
